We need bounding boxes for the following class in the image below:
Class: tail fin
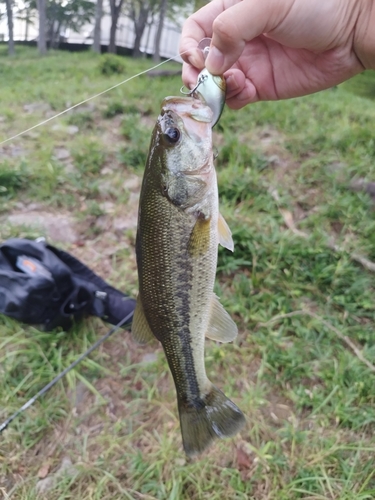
[178,385,246,457]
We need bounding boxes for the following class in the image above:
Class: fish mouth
[161,96,213,143]
[161,96,213,122]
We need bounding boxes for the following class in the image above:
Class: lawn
[1,45,375,499]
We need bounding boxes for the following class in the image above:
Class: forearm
[355,0,375,70]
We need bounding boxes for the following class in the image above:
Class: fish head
[149,96,215,209]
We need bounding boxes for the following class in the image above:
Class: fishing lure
[181,38,226,128]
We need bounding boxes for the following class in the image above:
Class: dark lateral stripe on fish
[163,327,202,404]
[140,218,203,403]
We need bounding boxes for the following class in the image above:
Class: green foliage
[118,115,150,169]
[47,0,96,48]
[0,160,25,196]
[83,199,105,217]
[72,139,106,175]
[342,70,375,100]
[14,0,96,50]
[67,110,95,129]
[98,54,126,76]
[102,100,141,118]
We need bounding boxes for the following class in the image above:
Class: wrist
[355,0,375,70]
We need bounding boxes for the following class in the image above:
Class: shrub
[98,54,126,76]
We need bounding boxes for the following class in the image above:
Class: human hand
[180,0,375,109]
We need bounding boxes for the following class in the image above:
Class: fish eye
[164,127,180,144]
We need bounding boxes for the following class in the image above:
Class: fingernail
[206,46,225,74]
[187,54,197,66]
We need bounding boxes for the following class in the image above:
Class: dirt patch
[69,227,138,288]
[23,102,52,115]
[259,393,295,426]
[0,143,26,159]
[5,210,79,243]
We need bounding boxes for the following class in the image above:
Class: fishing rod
[0,310,134,434]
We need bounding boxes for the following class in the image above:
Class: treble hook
[180,71,209,96]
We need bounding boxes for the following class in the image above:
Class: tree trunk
[108,20,117,53]
[47,20,53,47]
[132,5,149,58]
[37,0,47,55]
[108,0,124,54]
[51,21,61,49]
[5,0,15,56]
[25,16,30,42]
[143,15,154,58]
[92,0,103,53]
[152,0,168,62]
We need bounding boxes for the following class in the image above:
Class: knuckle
[213,16,238,47]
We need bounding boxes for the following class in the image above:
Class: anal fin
[205,294,238,343]
[131,295,155,345]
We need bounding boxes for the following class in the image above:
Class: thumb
[206,0,293,75]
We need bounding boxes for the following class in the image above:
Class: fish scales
[138,180,211,399]
[132,96,245,456]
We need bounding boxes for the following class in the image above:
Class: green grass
[1,44,375,499]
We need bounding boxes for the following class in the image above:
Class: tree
[108,0,124,53]
[153,0,194,60]
[92,0,103,53]
[4,0,15,55]
[152,0,167,62]
[37,0,47,54]
[142,10,154,57]
[16,0,35,41]
[124,0,158,58]
[46,0,96,49]
[130,0,149,57]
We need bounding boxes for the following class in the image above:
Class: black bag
[0,238,136,331]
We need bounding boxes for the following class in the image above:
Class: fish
[132,95,246,457]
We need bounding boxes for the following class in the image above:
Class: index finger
[179,0,241,68]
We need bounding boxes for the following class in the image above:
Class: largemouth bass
[132,96,245,457]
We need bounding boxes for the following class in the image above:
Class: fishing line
[0,49,192,146]
[0,310,134,434]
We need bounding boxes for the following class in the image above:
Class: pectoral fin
[218,213,234,252]
[188,217,211,257]
[205,294,238,343]
[131,296,155,345]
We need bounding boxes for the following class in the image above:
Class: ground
[0,47,375,499]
